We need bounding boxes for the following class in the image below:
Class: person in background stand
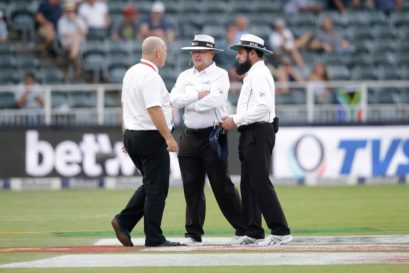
[221,34,293,246]
[139,1,174,42]
[15,72,45,125]
[0,10,8,42]
[35,0,62,55]
[170,34,246,246]
[111,36,181,248]
[57,1,87,74]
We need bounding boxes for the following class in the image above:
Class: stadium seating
[0,0,408,111]
[0,91,16,109]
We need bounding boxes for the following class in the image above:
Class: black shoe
[146,240,184,247]
[111,218,133,247]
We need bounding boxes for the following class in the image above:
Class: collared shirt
[233,60,276,126]
[121,58,172,131]
[78,1,108,29]
[170,62,230,129]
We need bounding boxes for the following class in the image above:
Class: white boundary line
[1,253,409,268]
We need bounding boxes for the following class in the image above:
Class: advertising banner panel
[274,126,409,180]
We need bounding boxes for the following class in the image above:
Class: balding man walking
[112,36,181,247]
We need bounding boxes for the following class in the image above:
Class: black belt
[185,126,213,134]
[238,122,272,132]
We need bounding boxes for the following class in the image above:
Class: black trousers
[238,123,290,239]
[178,128,246,241]
[115,130,170,246]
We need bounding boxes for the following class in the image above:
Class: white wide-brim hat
[181,34,224,52]
[229,34,273,56]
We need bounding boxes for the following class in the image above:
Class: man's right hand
[166,137,178,152]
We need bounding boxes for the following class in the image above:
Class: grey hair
[142,36,165,56]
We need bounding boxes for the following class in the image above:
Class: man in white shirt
[221,34,293,246]
[111,36,181,248]
[78,0,109,37]
[170,35,246,245]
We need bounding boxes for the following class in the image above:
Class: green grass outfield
[0,184,409,272]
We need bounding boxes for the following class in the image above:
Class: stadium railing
[0,80,409,126]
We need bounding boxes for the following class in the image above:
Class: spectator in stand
[351,0,374,9]
[326,0,352,12]
[373,0,402,15]
[139,1,174,42]
[15,72,44,109]
[268,18,311,68]
[233,15,248,43]
[274,56,304,94]
[36,0,63,55]
[0,10,7,42]
[214,23,245,105]
[310,16,355,54]
[284,0,325,14]
[308,62,330,103]
[78,0,110,38]
[111,5,141,41]
[58,1,87,74]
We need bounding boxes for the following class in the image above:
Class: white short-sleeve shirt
[78,1,108,29]
[121,59,172,131]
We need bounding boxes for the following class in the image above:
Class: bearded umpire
[221,34,293,246]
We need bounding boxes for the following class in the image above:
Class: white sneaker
[257,234,293,246]
[230,235,262,246]
[181,237,203,246]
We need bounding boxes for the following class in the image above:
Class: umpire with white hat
[170,34,246,245]
[221,34,293,246]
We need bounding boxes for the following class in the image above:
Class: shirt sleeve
[191,71,229,112]
[169,72,198,108]
[233,73,271,126]
[143,73,166,108]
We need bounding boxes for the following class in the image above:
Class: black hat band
[240,40,265,50]
[192,41,215,48]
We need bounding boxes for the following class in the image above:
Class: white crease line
[94,235,409,246]
[1,253,409,268]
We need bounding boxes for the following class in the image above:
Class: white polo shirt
[170,62,230,129]
[121,59,172,131]
[233,60,276,126]
[78,1,108,29]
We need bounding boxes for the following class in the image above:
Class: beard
[235,59,251,75]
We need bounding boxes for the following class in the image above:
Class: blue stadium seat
[68,91,96,108]
[350,66,377,80]
[0,42,13,55]
[105,63,128,84]
[327,65,350,81]
[375,65,400,80]
[0,92,16,109]
[16,54,39,70]
[51,92,69,109]
[43,68,65,84]
[371,25,396,40]
[10,9,35,43]
[202,25,225,40]
[0,55,17,69]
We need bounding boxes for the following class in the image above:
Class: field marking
[1,252,409,268]
[2,244,409,254]
[95,235,409,246]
